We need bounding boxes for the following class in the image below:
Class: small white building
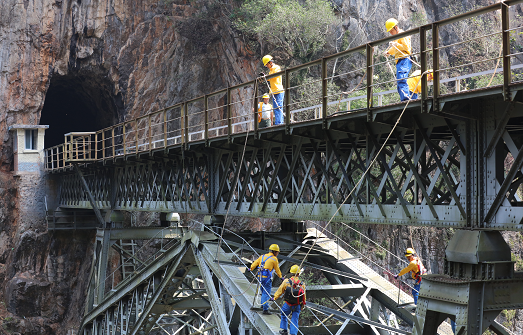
[9,124,49,174]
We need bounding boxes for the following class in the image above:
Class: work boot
[279,330,288,335]
[262,310,271,315]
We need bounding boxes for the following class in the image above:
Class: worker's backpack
[283,277,305,306]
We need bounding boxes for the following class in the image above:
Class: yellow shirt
[268,64,284,94]
[407,74,422,94]
[398,257,423,280]
[274,276,306,303]
[250,253,282,279]
[387,35,411,63]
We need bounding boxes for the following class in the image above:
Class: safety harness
[283,277,305,306]
[413,257,427,283]
[258,254,274,279]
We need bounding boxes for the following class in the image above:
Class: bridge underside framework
[79,225,444,335]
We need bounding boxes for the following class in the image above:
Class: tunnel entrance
[40,74,121,148]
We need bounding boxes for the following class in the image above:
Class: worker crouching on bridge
[394,248,427,304]
[251,244,283,314]
[258,93,273,128]
[384,18,413,102]
[273,265,306,335]
[261,55,284,125]
[407,69,433,99]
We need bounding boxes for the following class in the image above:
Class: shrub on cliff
[232,0,339,63]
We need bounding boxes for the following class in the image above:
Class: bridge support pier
[413,230,522,335]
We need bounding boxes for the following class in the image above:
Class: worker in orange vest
[394,247,426,304]
[257,93,273,128]
[250,244,283,314]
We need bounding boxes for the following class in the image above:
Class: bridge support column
[413,230,523,335]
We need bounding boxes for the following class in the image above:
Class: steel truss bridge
[44,2,523,334]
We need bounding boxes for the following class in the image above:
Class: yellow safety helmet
[262,55,273,66]
[290,265,301,274]
[269,244,280,252]
[386,18,398,32]
[262,93,270,99]
[405,248,416,257]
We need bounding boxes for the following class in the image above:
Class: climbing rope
[296,70,433,282]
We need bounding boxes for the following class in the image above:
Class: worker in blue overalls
[250,244,283,314]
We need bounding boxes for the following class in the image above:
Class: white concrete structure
[9,124,49,174]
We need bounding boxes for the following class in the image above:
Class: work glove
[393,274,398,279]
[270,297,275,301]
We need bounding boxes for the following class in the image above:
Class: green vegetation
[511,253,523,271]
[501,309,517,329]
[232,0,339,62]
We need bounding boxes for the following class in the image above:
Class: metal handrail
[44,1,523,171]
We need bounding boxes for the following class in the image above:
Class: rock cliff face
[0,0,520,333]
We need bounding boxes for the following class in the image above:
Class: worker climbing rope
[384,18,413,102]
[260,55,285,125]
[250,243,283,314]
[394,247,427,304]
[272,265,306,335]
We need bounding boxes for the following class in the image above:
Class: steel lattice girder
[52,95,523,230]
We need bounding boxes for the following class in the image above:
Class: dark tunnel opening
[40,74,122,148]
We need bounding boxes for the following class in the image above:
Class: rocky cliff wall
[0,0,521,333]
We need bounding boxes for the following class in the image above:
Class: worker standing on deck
[273,265,306,335]
[251,244,283,314]
[407,69,434,99]
[384,18,413,102]
[261,55,284,125]
[394,248,426,304]
[258,93,273,128]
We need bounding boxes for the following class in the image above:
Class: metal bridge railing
[44,0,523,171]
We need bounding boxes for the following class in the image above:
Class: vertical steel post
[253,81,259,134]
[502,2,511,101]
[148,114,152,152]
[285,68,290,131]
[204,94,209,144]
[227,87,232,140]
[366,44,374,121]
[123,122,126,156]
[135,120,138,153]
[164,109,167,149]
[111,127,115,158]
[322,58,328,128]
[184,101,189,147]
[432,23,440,112]
[101,130,105,159]
[420,25,428,113]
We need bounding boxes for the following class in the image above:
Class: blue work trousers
[413,281,421,305]
[409,92,418,100]
[396,57,412,101]
[260,277,272,311]
[272,92,284,125]
[280,302,301,335]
